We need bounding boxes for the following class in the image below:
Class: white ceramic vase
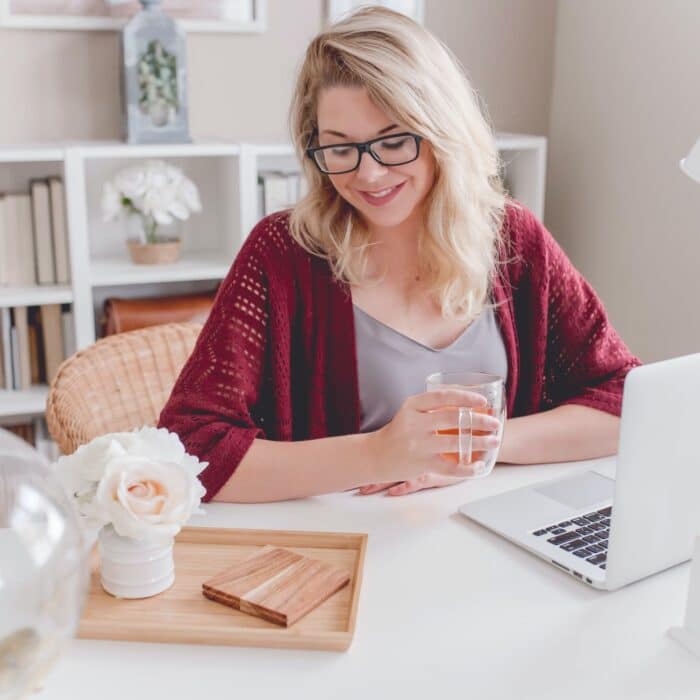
[98,525,175,599]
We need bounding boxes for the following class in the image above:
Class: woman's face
[315,86,436,232]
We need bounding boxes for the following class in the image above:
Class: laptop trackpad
[535,472,614,510]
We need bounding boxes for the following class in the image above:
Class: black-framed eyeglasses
[305,131,423,175]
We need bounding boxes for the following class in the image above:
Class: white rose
[54,434,134,528]
[95,457,206,541]
[54,427,207,538]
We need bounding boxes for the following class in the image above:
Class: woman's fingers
[357,482,400,495]
[428,433,500,454]
[426,409,500,434]
[361,462,488,496]
[408,389,487,412]
[386,472,469,496]
[429,458,487,478]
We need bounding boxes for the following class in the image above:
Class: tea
[425,371,505,479]
[436,406,494,464]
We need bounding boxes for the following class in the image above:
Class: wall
[0,0,557,143]
[546,0,700,361]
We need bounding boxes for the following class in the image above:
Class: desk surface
[43,458,700,700]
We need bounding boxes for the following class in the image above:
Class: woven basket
[46,322,201,456]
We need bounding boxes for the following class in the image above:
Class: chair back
[46,322,201,455]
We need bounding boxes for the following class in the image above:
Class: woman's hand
[361,389,501,494]
[358,472,473,496]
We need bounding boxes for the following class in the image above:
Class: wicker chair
[46,322,201,456]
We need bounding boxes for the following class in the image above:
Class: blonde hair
[288,6,509,321]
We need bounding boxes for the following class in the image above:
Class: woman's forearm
[498,404,620,464]
[212,432,380,503]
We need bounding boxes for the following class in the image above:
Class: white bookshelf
[0,285,73,308]
[0,386,49,422]
[89,254,231,287]
[0,132,546,422]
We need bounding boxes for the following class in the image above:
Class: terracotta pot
[127,238,181,265]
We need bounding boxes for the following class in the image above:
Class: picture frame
[0,0,267,33]
[326,0,424,25]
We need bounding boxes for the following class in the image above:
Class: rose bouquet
[54,427,207,598]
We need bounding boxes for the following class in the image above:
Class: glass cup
[425,370,506,479]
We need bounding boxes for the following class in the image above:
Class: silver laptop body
[459,353,700,591]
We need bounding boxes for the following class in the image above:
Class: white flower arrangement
[54,427,207,542]
[101,160,202,245]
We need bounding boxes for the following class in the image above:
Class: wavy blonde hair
[288,6,509,321]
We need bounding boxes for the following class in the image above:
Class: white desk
[42,458,700,700]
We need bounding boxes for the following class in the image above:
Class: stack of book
[0,177,70,286]
[0,304,75,391]
[257,170,307,218]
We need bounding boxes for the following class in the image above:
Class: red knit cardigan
[158,202,641,500]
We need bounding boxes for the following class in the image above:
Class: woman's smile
[357,181,406,206]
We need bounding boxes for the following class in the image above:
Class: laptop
[459,353,700,591]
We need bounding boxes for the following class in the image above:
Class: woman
[158,7,640,502]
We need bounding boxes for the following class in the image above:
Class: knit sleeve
[532,213,641,416]
[158,221,275,501]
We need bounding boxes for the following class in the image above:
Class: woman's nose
[355,150,389,182]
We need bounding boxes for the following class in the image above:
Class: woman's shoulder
[240,211,305,264]
[499,198,561,275]
[501,199,550,253]
[234,211,335,291]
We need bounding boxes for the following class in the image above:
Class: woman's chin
[356,206,415,230]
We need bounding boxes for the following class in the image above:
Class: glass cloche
[0,430,88,700]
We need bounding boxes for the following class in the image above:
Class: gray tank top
[353,304,508,432]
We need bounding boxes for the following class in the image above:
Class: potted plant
[54,427,207,599]
[101,159,202,264]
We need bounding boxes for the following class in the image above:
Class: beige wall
[0,0,556,143]
[546,0,700,362]
[7,1,693,363]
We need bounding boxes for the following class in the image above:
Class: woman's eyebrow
[320,124,399,138]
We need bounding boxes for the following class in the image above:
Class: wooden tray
[78,527,367,651]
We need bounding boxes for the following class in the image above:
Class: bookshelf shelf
[89,254,231,287]
[75,141,241,160]
[0,146,64,163]
[0,285,73,308]
[0,385,48,420]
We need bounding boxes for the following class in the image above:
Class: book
[0,307,12,389]
[0,195,7,285]
[48,178,70,284]
[10,323,19,390]
[14,194,36,286]
[39,304,64,383]
[61,307,76,359]
[13,306,31,390]
[1,195,22,286]
[0,314,4,388]
[30,180,56,285]
[28,306,43,384]
[259,171,303,217]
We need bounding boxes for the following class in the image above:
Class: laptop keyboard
[531,506,612,570]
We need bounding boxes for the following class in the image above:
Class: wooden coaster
[202,545,351,627]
